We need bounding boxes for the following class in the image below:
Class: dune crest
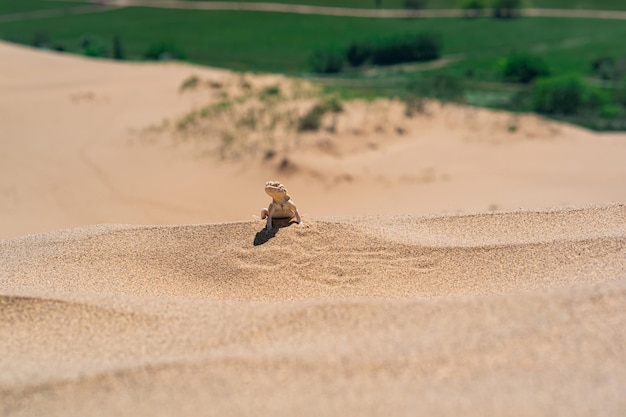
[2,204,624,302]
[2,40,626,238]
[1,204,625,416]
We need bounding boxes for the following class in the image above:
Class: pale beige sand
[1,40,626,239]
[1,41,626,416]
[1,204,625,416]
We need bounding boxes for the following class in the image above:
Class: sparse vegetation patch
[531,75,604,116]
[166,76,351,159]
[500,53,550,84]
[309,48,344,74]
[298,97,344,132]
[180,75,201,92]
[310,31,442,74]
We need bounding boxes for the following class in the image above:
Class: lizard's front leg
[266,204,275,230]
[287,200,302,225]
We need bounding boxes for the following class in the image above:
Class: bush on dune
[346,41,373,67]
[370,32,442,66]
[310,32,442,73]
[531,75,605,116]
[80,35,108,58]
[298,97,344,132]
[309,48,344,74]
[500,52,550,84]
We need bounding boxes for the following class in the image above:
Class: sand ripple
[1,204,625,416]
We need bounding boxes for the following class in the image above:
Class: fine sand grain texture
[1,204,625,416]
[1,40,626,416]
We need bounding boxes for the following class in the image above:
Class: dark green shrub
[461,0,486,18]
[32,33,65,52]
[80,35,107,58]
[600,104,621,118]
[492,0,522,19]
[346,41,373,67]
[403,0,428,10]
[532,75,605,115]
[112,35,125,60]
[309,48,344,74]
[179,75,200,92]
[501,53,549,84]
[613,84,626,107]
[298,105,325,131]
[260,85,281,100]
[371,32,441,66]
[144,42,186,61]
[319,97,344,113]
[298,97,344,132]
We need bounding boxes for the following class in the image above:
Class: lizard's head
[265,181,290,201]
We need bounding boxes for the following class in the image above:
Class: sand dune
[1,204,625,416]
[2,40,626,239]
[1,40,626,416]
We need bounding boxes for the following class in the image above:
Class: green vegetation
[0,0,71,14]
[80,34,108,57]
[591,56,626,81]
[500,52,550,84]
[298,97,344,131]
[461,0,487,17]
[179,75,201,92]
[370,32,441,66]
[492,0,522,18]
[143,42,186,61]
[403,0,429,10]
[346,41,373,67]
[2,7,624,77]
[309,48,344,74]
[2,2,626,129]
[260,85,282,100]
[407,73,465,102]
[313,31,442,73]
[112,35,125,60]
[532,75,603,115]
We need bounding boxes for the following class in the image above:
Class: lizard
[261,181,302,230]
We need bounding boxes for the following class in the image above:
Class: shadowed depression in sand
[0,40,625,416]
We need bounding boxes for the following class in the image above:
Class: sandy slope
[1,40,626,239]
[1,204,625,416]
[1,41,626,416]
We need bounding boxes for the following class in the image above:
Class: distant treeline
[30,32,185,62]
[310,32,442,74]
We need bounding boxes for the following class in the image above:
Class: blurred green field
[1,0,626,128]
[2,7,625,75]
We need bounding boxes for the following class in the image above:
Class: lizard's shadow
[253,218,297,246]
